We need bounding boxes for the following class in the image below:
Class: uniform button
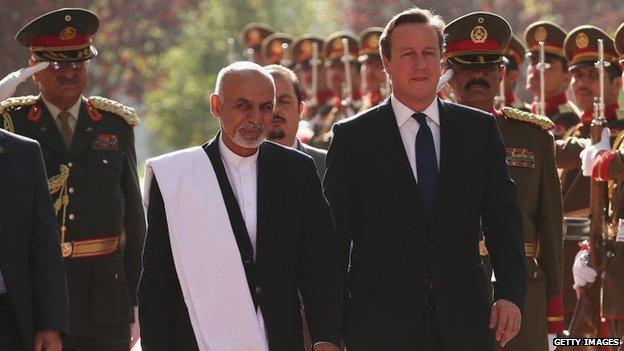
[114,273,119,280]
[68,213,75,220]
[68,162,73,168]
[102,158,109,164]
[255,286,262,294]
[532,271,538,279]
[68,187,74,194]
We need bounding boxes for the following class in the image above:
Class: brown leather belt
[479,241,537,257]
[61,235,121,258]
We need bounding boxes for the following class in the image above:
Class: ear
[298,100,305,118]
[382,55,391,76]
[209,94,221,120]
[562,71,572,87]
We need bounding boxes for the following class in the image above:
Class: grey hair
[214,61,275,97]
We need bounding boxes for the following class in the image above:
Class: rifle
[536,41,550,115]
[309,42,320,106]
[341,38,354,107]
[567,38,610,348]
[279,42,292,67]
[226,38,239,64]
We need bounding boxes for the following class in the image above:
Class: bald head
[215,61,275,98]
[210,61,276,157]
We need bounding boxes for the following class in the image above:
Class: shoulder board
[557,103,574,114]
[88,96,139,126]
[501,106,554,131]
[616,109,624,121]
[0,95,39,115]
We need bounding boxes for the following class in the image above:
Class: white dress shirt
[391,94,441,183]
[42,96,81,133]
[219,134,259,258]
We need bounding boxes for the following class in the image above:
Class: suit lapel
[376,98,421,210]
[432,100,461,225]
[255,142,281,271]
[29,101,68,158]
[69,98,98,159]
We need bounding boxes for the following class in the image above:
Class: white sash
[143,146,268,351]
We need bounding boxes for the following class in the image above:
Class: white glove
[548,333,556,351]
[437,69,454,93]
[0,62,49,101]
[580,127,611,177]
[572,249,597,289]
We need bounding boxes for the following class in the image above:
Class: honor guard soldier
[0,8,146,350]
[358,27,387,111]
[290,34,333,125]
[502,35,530,111]
[574,23,624,348]
[524,21,581,139]
[261,32,294,66]
[308,31,360,149]
[240,22,275,65]
[444,12,564,351]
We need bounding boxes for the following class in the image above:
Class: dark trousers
[419,291,444,351]
[0,293,22,351]
[63,337,129,351]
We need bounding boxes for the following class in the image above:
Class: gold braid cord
[0,95,39,132]
[48,164,71,243]
[88,96,139,126]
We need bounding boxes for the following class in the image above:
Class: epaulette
[557,103,574,115]
[0,95,39,132]
[0,95,39,115]
[501,106,554,131]
[88,96,139,126]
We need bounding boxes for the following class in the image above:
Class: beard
[268,128,286,140]
[231,122,267,149]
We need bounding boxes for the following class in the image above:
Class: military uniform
[308,31,361,149]
[357,27,387,112]
[261,32,294,66]
[2,9,145,350]
[240,22,275,65]
[444,13,564,351]
[524,21,581,139]
[503,35,530,111]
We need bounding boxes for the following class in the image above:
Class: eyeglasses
[46,61,86,71]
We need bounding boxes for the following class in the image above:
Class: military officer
[240,22,276,65]
[444,12,564,351]
[358,27,387,111]
[573,23,624,350]
[501,35,529,111]
[524,21,581,139]
[0,8,146,351]
[261,32,295,66]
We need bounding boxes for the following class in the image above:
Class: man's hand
[34,330,62,351]
[0,62,49,101]
[489,299,521,347]
[313,342,340,351]
[572,249,597,290]
[130,306,140,349]
[580,127,611,176]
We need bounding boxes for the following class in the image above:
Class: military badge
[27,103,42,123]
[91,134,119,151]
[86,100,103,123]
[471,25,487,44]
[576,32,589,49]
[506,148,535,168]
[60,27,77,41]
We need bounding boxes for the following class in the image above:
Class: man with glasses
[0,8,145,351]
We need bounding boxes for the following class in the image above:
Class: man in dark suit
[0,129,68,351]
[1,9,146,350]
[323,8,527,351]
[265,64,327,177]
[139,62,342,351]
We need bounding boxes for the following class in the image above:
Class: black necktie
[413,113,438,217]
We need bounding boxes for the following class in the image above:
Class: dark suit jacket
[297,140,327,179]
[139,135,342,351]
[323,98,526,351]
[0,129,69,350]
[5,96,145,339]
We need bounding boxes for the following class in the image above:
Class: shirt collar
[391,93,440,127]
[218,132,259,168]
[42,95,82,120]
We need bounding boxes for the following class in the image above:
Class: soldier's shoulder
[0,95,40,115]
[88,96,139,127]
[558,101,581,116]
[501,106,554,131]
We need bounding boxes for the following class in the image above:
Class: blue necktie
[413,113,438,217]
